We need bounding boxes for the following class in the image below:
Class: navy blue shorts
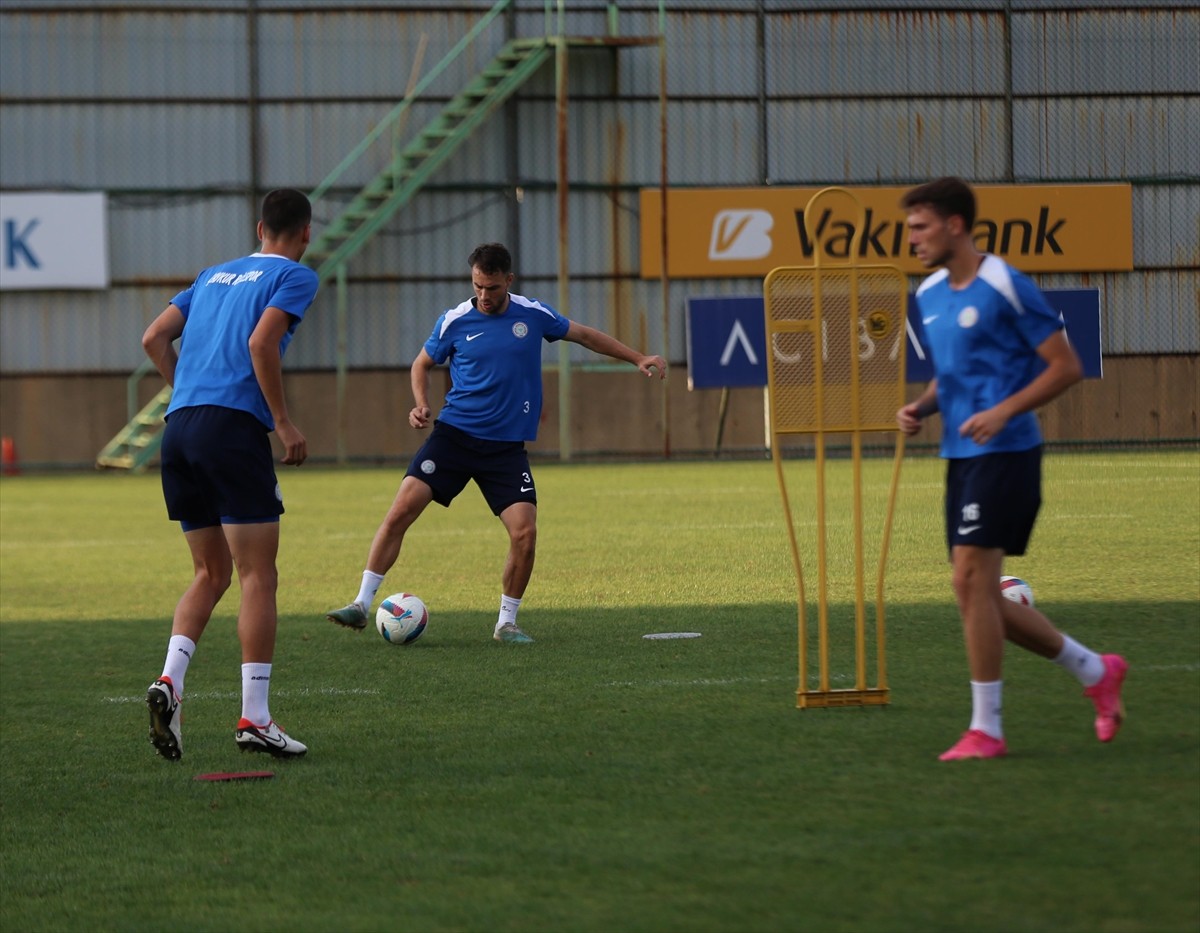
[406,420,536,515]
[160,405,283,531]
[944,446,1042,555]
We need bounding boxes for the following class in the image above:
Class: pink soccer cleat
[1084,654,1128,742]
[938,729,1008,761]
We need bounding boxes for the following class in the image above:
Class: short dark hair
[900,176,976,230]
[468,242,512,275]
[261,188,312,237]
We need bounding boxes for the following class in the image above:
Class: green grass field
[1,451,1198,932]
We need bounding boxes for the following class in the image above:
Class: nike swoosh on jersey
[466,333,484,341]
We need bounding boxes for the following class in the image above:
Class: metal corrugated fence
[1,1,1196,376]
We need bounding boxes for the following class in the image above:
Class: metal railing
[308,0,570,208]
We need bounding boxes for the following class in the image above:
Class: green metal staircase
[96,36,554,471]
[306,37,553,280]
[95,382,173,471]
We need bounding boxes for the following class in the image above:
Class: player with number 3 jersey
[325,242,666,644]
[423,291,569,441]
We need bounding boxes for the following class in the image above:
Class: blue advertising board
[684,296,769,389]
[685,289,1101,390]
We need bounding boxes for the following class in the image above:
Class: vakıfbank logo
[709,210,773,260]
[640,185,1133,277]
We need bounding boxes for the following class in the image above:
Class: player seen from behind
[141,188,318,761]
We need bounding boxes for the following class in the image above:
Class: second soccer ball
[1000,576,1035,607]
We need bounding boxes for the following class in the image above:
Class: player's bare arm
[249,306,307,465]
[563,321,667,379]
[141,304,186,387]
[959,331,1082,444]
[409,348,436,428]
[897,379,939,435]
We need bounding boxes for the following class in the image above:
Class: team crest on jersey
[958,306,979,328]
[512,322,529,338]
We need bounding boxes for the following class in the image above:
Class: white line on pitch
[103,685,382,704]
[602,675,804,688]
[1042,514,1135,520]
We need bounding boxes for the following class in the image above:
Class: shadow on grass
[1,600,1197,933]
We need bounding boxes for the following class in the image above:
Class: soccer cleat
[493,623,534,645]
[938,729,1008,761]
[1084,654,1128,742]
[235,719,308,758]
[146,678,182,761]
[326,601,369,630]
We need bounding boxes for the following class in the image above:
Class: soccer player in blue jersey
[141,188,319,761]
[326,242,667,644]
[896,177,1127,761]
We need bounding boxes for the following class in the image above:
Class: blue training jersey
[424,292,571,442]
[914,254,1065,459]
[166,253,319,429]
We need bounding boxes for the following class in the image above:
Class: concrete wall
[2,355,1195,471]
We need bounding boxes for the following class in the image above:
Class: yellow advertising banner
[639,184,1133,278]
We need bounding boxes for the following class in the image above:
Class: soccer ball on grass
[375,593,428,645]
[1000,576,1035,607]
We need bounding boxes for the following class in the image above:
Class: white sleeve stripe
[509,293,558,318]
[915,268,949,297]
[437,299,474,338]
[978,255,1024,313]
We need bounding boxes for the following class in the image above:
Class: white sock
[495,594,522,633]
[968,680,1003,739]
[355,570,385,611]
[160,635,196,698]
[241,662,272,725]
[1053,634,1106,687]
